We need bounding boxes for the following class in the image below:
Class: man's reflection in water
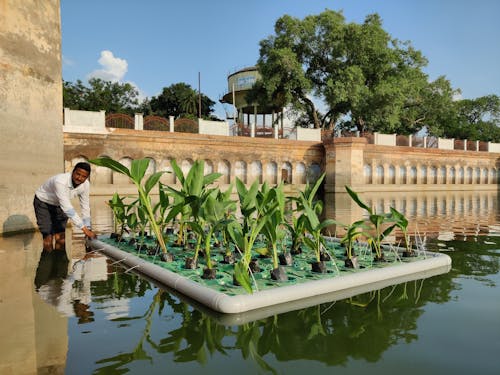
[34,250,107,324]
[35,250,69,289]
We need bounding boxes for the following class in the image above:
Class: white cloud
[126,80,148,102]
[88,50,128,82]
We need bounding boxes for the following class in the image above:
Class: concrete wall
[63,128,325,194]
[198,118,230,136]
[296,127,321,142]
[63,108,106,133]
[325,138,500,193]
[0,0,63,235]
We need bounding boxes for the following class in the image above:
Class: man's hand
[82,226,97,239]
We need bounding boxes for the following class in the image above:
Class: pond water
[1,190,499,374]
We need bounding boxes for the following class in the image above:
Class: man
[34,162,97,253]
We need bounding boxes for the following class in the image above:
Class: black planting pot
[160,252,174,262]
[201,267,217,280]
[184,257,197,269]
[221,253,236,264]
[311,261,327,273]
[279,252,293,266]
[320,251,332,261]
[270,266,288,281]
[344,256,360,269]
[249,258,261,273]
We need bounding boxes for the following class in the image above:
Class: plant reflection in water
[89,261,450,373]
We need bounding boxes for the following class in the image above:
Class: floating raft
[89,237,452,315]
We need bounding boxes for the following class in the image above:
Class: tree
[441,95,500,141]
[149,83,216,119]
[63,78,139,115]
[251,9,457,135]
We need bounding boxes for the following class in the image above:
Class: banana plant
[301,196,336,266]
[130,201,149,251]
[107,192,127,239]
[164,159,222,247]
[345,185,396,261]
[227,178,268,293]
[284,214,307,255]
[199,190,235,276]
[90,157,169,256]
[338,219,369,268]
[389,207,413,256]
[154,182,172,237]
[291,173,335,268]
[286,173,326,254]
[258,182,288,279]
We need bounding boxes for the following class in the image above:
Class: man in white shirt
[34,162,97,253]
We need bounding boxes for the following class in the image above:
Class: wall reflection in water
[325,190,500,244]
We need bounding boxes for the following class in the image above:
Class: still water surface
[1,190,499,374]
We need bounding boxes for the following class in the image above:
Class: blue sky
[61,0,500,119]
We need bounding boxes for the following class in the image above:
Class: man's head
[72,162,91,187]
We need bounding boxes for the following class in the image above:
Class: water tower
[220,66,284,137]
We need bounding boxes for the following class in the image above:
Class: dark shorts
[33,195,68,236]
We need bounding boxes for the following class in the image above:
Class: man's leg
[42,234,54,252]
[54,232,66,251]
[34,196,68,253]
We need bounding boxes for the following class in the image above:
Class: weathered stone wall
[64,128,325,195]
[0,0,62,234]
[325,138,500,193]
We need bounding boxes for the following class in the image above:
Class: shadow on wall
[2,214,35,240]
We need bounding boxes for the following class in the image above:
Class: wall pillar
[134,113,143,130]
[325,137,367,193]
[0,0,62,234]
[169,116,174,132]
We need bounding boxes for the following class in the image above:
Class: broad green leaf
[203,172,223,186]
[144,171,165,194]
[170,159,185,185]
[234,260,253,294]
[317,219,336,231]
[90,157,131,177]
[345,185,372,213]
[303,200,320,229]
[186,160,204,195]
[130,159,150,184]
[307,173,325,204]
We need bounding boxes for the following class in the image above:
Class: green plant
[340,219,368,260]
[227,178,269,293]
[199,189,235,270]
[107,193,127,237]
[258,183,287,271]
[296,174,335,263]
[286,172,326,255]
[90,157,169,255]
[389,206,413,255]
[345,185,396,260]
[164,159,222,247]
[285,214,307,255]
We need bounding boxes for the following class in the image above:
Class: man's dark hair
[73,162,91,175]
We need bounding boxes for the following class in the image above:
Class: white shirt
[35,172,91,229]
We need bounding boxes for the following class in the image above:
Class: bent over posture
[34,162,97,252]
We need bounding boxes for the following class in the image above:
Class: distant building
[220,66,295,137]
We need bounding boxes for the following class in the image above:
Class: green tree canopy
[251,9,458,134]
[440,95,500,141]
[63,78,139,115]
[148,83,216,120]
